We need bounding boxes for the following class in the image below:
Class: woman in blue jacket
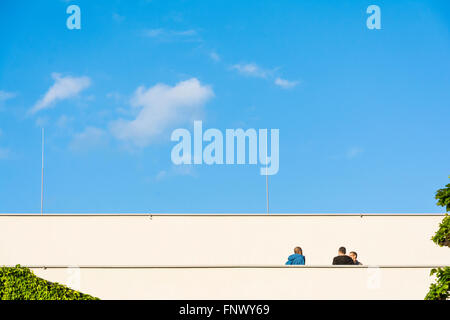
[285,246,306,265]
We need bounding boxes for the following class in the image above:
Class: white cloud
[30,73,91,114]
[106,91,123,102]
[230,63,300,90]
[112,13,125,22]
[35,116,49,127]
[110,78,214,147]
[346,147,364,159]
[144,28,164,37]
[0,128,10,159]
[0,90,16,103]
[173,29,197,36]
[231,63,268,78]
[143,28,199,41]
[155,165,196,181]
[70,127,107,151]
[274,77,299,89]
[0,147,10,159]
[209,51,220,62]
[155,170,167,181]
[56,115,73,128]
[0,90,16,110]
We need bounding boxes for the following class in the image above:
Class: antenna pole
[41,128,44,215]
[266,154,269,214]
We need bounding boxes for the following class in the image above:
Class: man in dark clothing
[349,251,362,265]
[332,247,354,265]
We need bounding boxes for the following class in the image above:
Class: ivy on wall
[0,265,98,300]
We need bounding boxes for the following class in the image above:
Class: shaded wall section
[30,266,438,300]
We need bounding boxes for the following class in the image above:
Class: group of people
[285,246,362,265]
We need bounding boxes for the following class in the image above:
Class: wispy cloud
[143,28,200,41]
[112,13,125,23]
[0,90,17,108]
[331,147,364,160]
[173,30,197,36]
[0,147,10,159]
[56,115,73,129]
[346,147,364,159]
[35,116,49,127]
[70,127,107,151]
[155,165,197,181]
[30,73,91,114]
[230,63,269,78]
[209,51,220,62]
[230,62,300,90]
[0,90,16,102]
[110,78,214,147]
[0,128,10,159]
[106,92,123,102]
[144,28,164,37]
[274,77,299,89]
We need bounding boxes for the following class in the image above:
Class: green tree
[425,176,450,300]
[432,176,450,247]
[435,176,450,212]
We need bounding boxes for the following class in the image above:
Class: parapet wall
[1,214,448,299]
[0,214,447,266]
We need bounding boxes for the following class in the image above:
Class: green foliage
[432,214,450,247]
[0,265,99,300]
[425,267,450,300]
[426,177,450,300]
[432,177,450,247]
[435,177,450,212]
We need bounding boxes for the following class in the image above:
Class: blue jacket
[285,254,305,265]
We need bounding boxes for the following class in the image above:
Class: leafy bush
[432,214,450,247]
[432,177,450,247]
[426,177,450,300]
[425,267,450,300]
[435,178,450,212]
[0,265,98,300]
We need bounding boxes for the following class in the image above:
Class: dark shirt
[332,255,354,265]
[354,260,362,265]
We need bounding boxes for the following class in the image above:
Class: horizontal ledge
[0,213,445,217]
[8,265,449,269]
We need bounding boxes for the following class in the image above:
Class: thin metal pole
[41,128,44,215]
[266,154,269,214]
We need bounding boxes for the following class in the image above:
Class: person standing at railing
[285,247,306,265]
[332,247,354,265]
[349,251,362,265]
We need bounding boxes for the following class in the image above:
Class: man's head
[294,247,303,255]
[338,247,346,255]
[349,251,357,262]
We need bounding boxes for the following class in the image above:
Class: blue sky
[0,0,449,213]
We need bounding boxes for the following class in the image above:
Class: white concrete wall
[31,266,436,300]
[0,214,448,266]
[0,214,448,299]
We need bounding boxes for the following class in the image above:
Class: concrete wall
[0,214,448,299]
[0,214,448,266]
[31,266,437,300]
